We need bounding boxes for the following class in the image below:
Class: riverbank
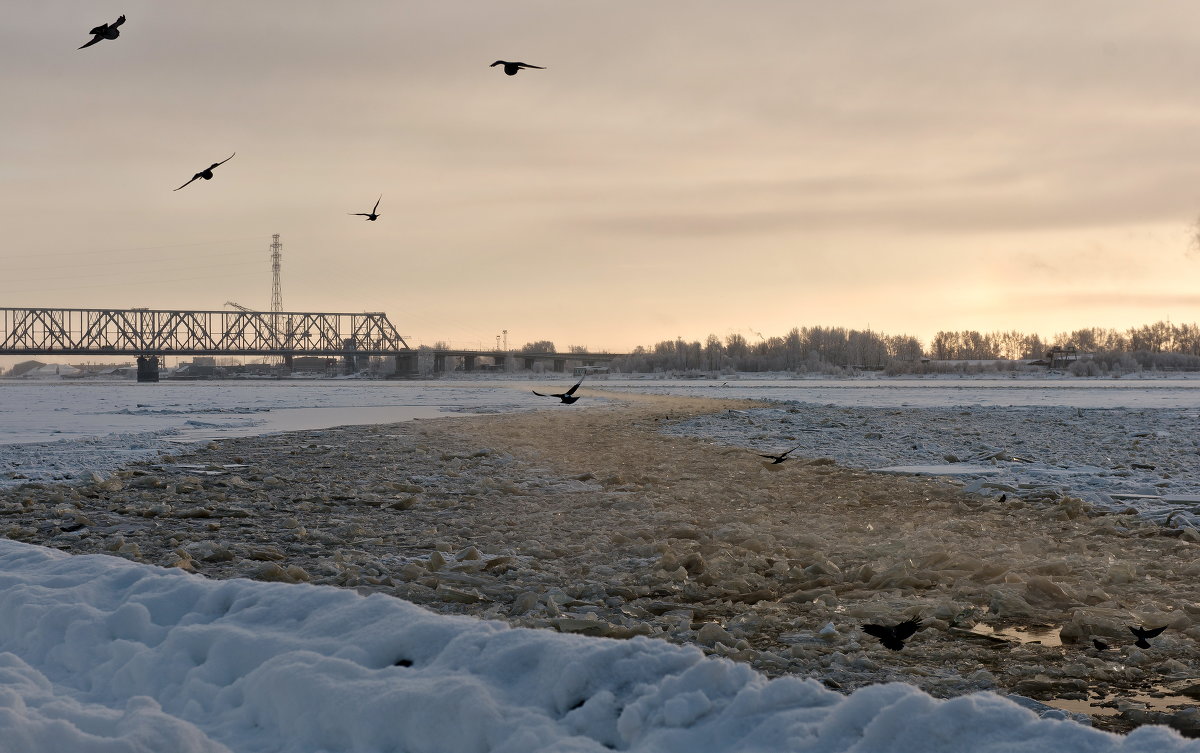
[2,391,1197,735]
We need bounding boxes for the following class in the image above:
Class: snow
[0,539,1194,753]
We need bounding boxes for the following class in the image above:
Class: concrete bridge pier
[553,358,566,373]
[433,354,446,373]
[492,354,508,371]
[136,355,159,383]
[394,353,418,375]
[523,357,536,371]
[463,355,476,372]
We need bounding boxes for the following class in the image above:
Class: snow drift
[0,540,1193,753]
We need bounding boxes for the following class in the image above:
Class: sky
[3,0,1200,361]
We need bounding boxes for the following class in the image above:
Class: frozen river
[2,376,1199,524]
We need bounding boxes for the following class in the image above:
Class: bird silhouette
[1092,638,1109,651]
[491,60,545,76]
[350,195,382,221]
[79,14,125,49]
[1128,625,1167,649]
[862,617,923,650]
[174,153,236,191]
[758,445,801,464]
[532,377,584,404]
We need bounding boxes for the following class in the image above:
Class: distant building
[5,360,46,378]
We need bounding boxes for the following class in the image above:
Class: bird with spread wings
[174,153,236,191]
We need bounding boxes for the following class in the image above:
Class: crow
[491,60,545,76]
[1129,625,1167,649]
[532,377,584,404]
[758,445,801,464]
[862,617,923,651]
[1092,638,1109,651]
[350,195,382,221]
[79,14,125,49]
[174,153,236,191]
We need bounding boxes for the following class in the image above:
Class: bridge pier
[492,354,507,372]
[463,355,476,372]
[523,357,536,371]
[433,354,446,373]
[136,355,159,383]
[394,353,418,375]
[553,358,566,373]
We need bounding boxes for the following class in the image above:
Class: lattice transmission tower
[270,234,283,358]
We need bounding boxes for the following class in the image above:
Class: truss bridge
[0,307,414,381]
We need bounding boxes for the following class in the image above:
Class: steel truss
[0,308,411,356]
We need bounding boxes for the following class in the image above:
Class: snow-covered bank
[0,539,1192,753]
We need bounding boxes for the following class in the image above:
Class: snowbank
[0,541,1192,752]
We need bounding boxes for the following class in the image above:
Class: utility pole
[503,329,508,350]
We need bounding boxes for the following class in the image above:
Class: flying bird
[173,153,236,191]
[79,14,125,49]
[1092,638,1109,651]
[758,445,802,464]
[490,60,545,76]
[862,617,923,651]
[350,195,382,221]
[532,377,584,404]
[1128,625,1167,649]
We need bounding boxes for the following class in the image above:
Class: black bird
[862,617,923,651]
[491,60,545,76]
[174,153,236,191]
[532,377,584,404]
[758,445,801,464]
[998,494,1007,503]
[79,14,125,49]
[350,195,382,221]
[1129,625,1167,649]
[1092,638,1109,651]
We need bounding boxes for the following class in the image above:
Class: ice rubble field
[627,379,1200,524]
[0,540,1195,753]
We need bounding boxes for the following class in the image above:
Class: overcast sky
[3,0,1200,360]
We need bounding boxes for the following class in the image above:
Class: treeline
[616,327,922,373]
[931,322,1200,360]
[610,320,1200,374]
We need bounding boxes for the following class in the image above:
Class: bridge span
[0,307,628,380]
[0,307,412,380]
